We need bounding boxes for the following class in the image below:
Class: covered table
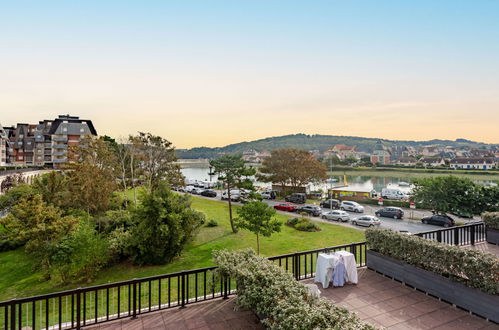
[314,253,340,288]
[334,250,358,284]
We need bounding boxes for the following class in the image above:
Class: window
[80,128,85,133]
[63,127,68,132]
[27,141,32,145]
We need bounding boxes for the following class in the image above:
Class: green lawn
[0,196,364,301]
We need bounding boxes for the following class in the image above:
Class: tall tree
[65,136,118,214]
[258,148,328,193]
[235,201,281,255]
[210,154,256,233]
[131,132,184,191]
[32,171,67,208]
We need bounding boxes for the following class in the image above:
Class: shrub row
[365,228,499,294]
[286,217,321,232]
[483,212,499,230]
[214,249,376,330]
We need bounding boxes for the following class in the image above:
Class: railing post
[436,231,442,243]
[350,244,357,259]
[180,272,186,308]
[223,277,229,299]
[132,280,137,318]
[470,225,475,245]
[454,227,459,246]
[10,300,16,330]
[76,291,81,330]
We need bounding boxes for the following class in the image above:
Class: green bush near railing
[214,249,377,330]
[365,228,499,295]
[483,212,499,230]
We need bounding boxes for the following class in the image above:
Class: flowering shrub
[366,228,499,295]
[214,249,376,330]
[483,212,499,230]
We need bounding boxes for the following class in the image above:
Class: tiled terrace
[89,268,499,330]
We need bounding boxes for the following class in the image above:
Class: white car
[260,191,272,199]
[184,185,196,193]
[340,201,364,213]
[191,187,204,194]
[321,210,350,222]
[221,189,241,201]
[352,215,381,227]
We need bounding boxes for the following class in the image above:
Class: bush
[206,219,219,227]
[483,212,499,230]
[365,228,499,295]
[286,217,320,232]
[214,249,376,330]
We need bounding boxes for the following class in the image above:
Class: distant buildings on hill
[0,115,97,168]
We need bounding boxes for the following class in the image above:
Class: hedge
[286,217,321,232]
[483,212,499,230]
[365,228,499,295]
[214,249,376,330]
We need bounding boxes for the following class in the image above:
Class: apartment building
[1,115,97,168]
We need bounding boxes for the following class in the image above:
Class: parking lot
[183,188,482,234]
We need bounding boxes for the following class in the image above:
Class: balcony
[52,136,68,142]
[52,158,67,163]
[52,144,68,149]
[52,150,67,156]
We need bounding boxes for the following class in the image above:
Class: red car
[274,203,297,212]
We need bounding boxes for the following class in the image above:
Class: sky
[1,1,499,148]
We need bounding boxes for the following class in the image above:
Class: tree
[32,171,68,208]
[65,136,118,214]
[412,176,482,215]
[0,173,25,193]
[235,201,281,255]
[209,154,256,233]
[0,194,79,277]
[131,132,184,191]
[127,183,205,265]
[258,148,328,193]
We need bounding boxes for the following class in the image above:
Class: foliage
[365,228,499,294]
[209,154,256,233]
[235,201,281,254]
[65,136,118,214]
[0,184,36,213]
[214,249,376,330]
[126,183,205,265]
[258,148,327,193]
[94,209,134,234]
[0,194,79,277]
[205,219,219,227]
[412,176,498,215]
[286,217,321,232]
[51,221,110,283]
[0,173,25,193]
[32,171,68,208]
[483,212,499,230]
[130,132,184,191]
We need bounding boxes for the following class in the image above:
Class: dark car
[421,214,455,227]
[375,207,404,219]
[320,199,341,209]
[296,205,322,217]
[285,193,306,204]
[200,189,217,198]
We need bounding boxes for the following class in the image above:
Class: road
[188,190,482,234]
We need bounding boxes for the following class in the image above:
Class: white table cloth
[334,250,358,284]
[314,253,340,288]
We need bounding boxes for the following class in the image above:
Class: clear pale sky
[1,1,498,148]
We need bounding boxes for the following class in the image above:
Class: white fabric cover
[314,253,340,288]
[334,250,358,284]
[304,283,321,297]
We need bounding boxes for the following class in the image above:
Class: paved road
[186,190,481,234]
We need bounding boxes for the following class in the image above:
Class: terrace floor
[89,268,499,330]
[462,242,499,258]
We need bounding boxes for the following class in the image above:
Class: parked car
[200,189,217,198]
[191,187,204,194]
[184,185,196,193]
[221,189,241,201]
[340,201,364,213]
[285,193,306,204]
[296,204,322,216]
[421,214,455,227]
[381,188,407,200]
[320,199,341,209]
[352,215,381,227]
[375,207,404,219]
[322,210,350,222]
[273,203,297,212]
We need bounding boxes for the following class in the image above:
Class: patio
[462,242,499,258]
[88,268,499,330]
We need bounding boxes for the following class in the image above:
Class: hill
[176,133,496,159]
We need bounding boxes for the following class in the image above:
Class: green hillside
[176,133,494,159]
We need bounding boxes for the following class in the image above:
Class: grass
[0,196,364,302]
[329,168,499,181]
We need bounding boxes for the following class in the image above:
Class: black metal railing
[414,221,486,246]
[0,242,366,330]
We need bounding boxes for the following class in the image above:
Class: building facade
[1,115,97,168]
[450,158,496,170]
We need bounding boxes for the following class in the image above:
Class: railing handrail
[414,221,484,236]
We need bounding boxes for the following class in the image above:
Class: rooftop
[89,268,499,330]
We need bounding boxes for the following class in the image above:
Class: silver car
[322,210,350,222]
[352,215,381,227]
[340,201,364,213]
